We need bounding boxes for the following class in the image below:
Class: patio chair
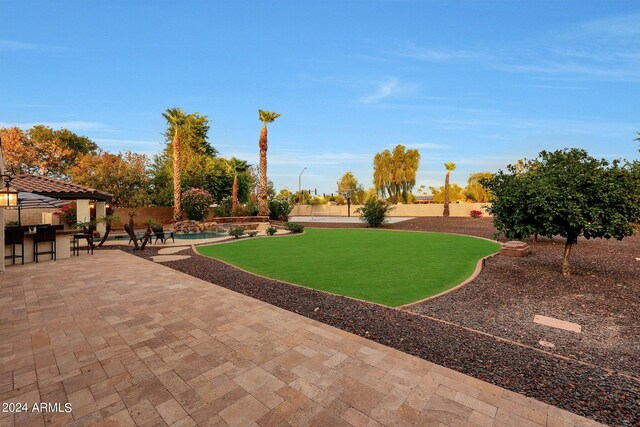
[34,226,56,263]
[4,227,25,265]
[152,225,175,244]
[72,223,95,256]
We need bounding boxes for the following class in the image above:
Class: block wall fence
[4,203,491,228]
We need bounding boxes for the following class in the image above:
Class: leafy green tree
[373,145,420,203]
[337,171,366,204]
[442,162,456,217]
[429,183,465,203]
[258,110,281,216]
[483,148,640,276]
[68,151,151,207]
[464,172,493,202]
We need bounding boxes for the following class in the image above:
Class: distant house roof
[10,174,113,201]
[414,195,434,202]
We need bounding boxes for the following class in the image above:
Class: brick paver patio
[0,250,602,426]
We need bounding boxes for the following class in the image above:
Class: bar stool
[34,226,56,263]
[72,224,94,256]
[4,227,25,265]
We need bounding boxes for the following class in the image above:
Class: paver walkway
[0,251,601,426]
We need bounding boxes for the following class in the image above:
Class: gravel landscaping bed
[117,239,639,426]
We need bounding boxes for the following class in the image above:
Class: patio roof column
[95,201,106,235]
[76,199,90,224]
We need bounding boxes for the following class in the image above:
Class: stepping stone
[158,246,190,255]
[533,315,581,333]
[538,340,556,348]
[151,255,191,263]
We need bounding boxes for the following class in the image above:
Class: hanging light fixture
[0,174,18,208]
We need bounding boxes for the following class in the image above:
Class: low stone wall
[290,202,491,218]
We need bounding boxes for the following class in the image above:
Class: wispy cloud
[0,39,73,52]
[0,120,105,131]
[227,150,371,166]
[359,78,420,104]
[495,12,640,82]
[393,42,484,63]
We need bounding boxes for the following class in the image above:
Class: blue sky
[1,1,639,194]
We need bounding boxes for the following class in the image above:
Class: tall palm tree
[226,157,249,211]
[257,110,280,216]
[162,108,188,223]
[443,162,456,217]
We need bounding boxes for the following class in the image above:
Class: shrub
[229,227,245,239]
[215,196,232,217]
[6,221,19,227]
[269,198,292,221]
[182,188,213,221]
[284,222,305,233]
[55,202,77,226]
[469,209,483,218]
[355,197,394,227]
[266,226,277,236]
[247,231,258,237]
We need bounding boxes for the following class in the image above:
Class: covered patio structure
[1,174,113,270]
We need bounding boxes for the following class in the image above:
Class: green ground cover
[197,228,500,307]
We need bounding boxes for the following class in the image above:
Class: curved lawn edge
[195,228,501,307]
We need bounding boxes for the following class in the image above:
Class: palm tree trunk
[443,171,451,217]
[232,174,239,211]
[173,132,182,223]
[128,214,139,250]
[258,125,269,216]
[97,223,111,247]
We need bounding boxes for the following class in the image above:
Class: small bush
[355,197,394,227]
[247,231,258,237]
[469,209,483,218]
[214,196,232,217]
[229,227,245,239]
[284,222,305,233]
[266,226,277,236]
[182,188,213,221]
[231,205,251,217]
[269,198,292,221]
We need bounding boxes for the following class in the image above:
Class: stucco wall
[290,203,491,217]
[3,208,61,226]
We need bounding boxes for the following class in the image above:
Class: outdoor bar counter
[5,229,73,264]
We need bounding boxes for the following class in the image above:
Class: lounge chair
[152,225,175,244]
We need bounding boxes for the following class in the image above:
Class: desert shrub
[182,188,213,221]
[269,198,292,220]
[266,226,277,236]
[247,231,258,237]
[355,197,394,227]
[469,209,483,218]
[246,199,259,216]
[231,205,251,217]
[229,227,245,239]
[284,222,305,233]
[214,196,232,217]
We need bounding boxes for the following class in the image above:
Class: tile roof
[9,174,113,201]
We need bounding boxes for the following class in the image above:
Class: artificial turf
[196,228,500,307]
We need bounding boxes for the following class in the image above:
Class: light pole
[298,167,307,194]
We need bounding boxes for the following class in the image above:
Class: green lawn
[197,228,500,307]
